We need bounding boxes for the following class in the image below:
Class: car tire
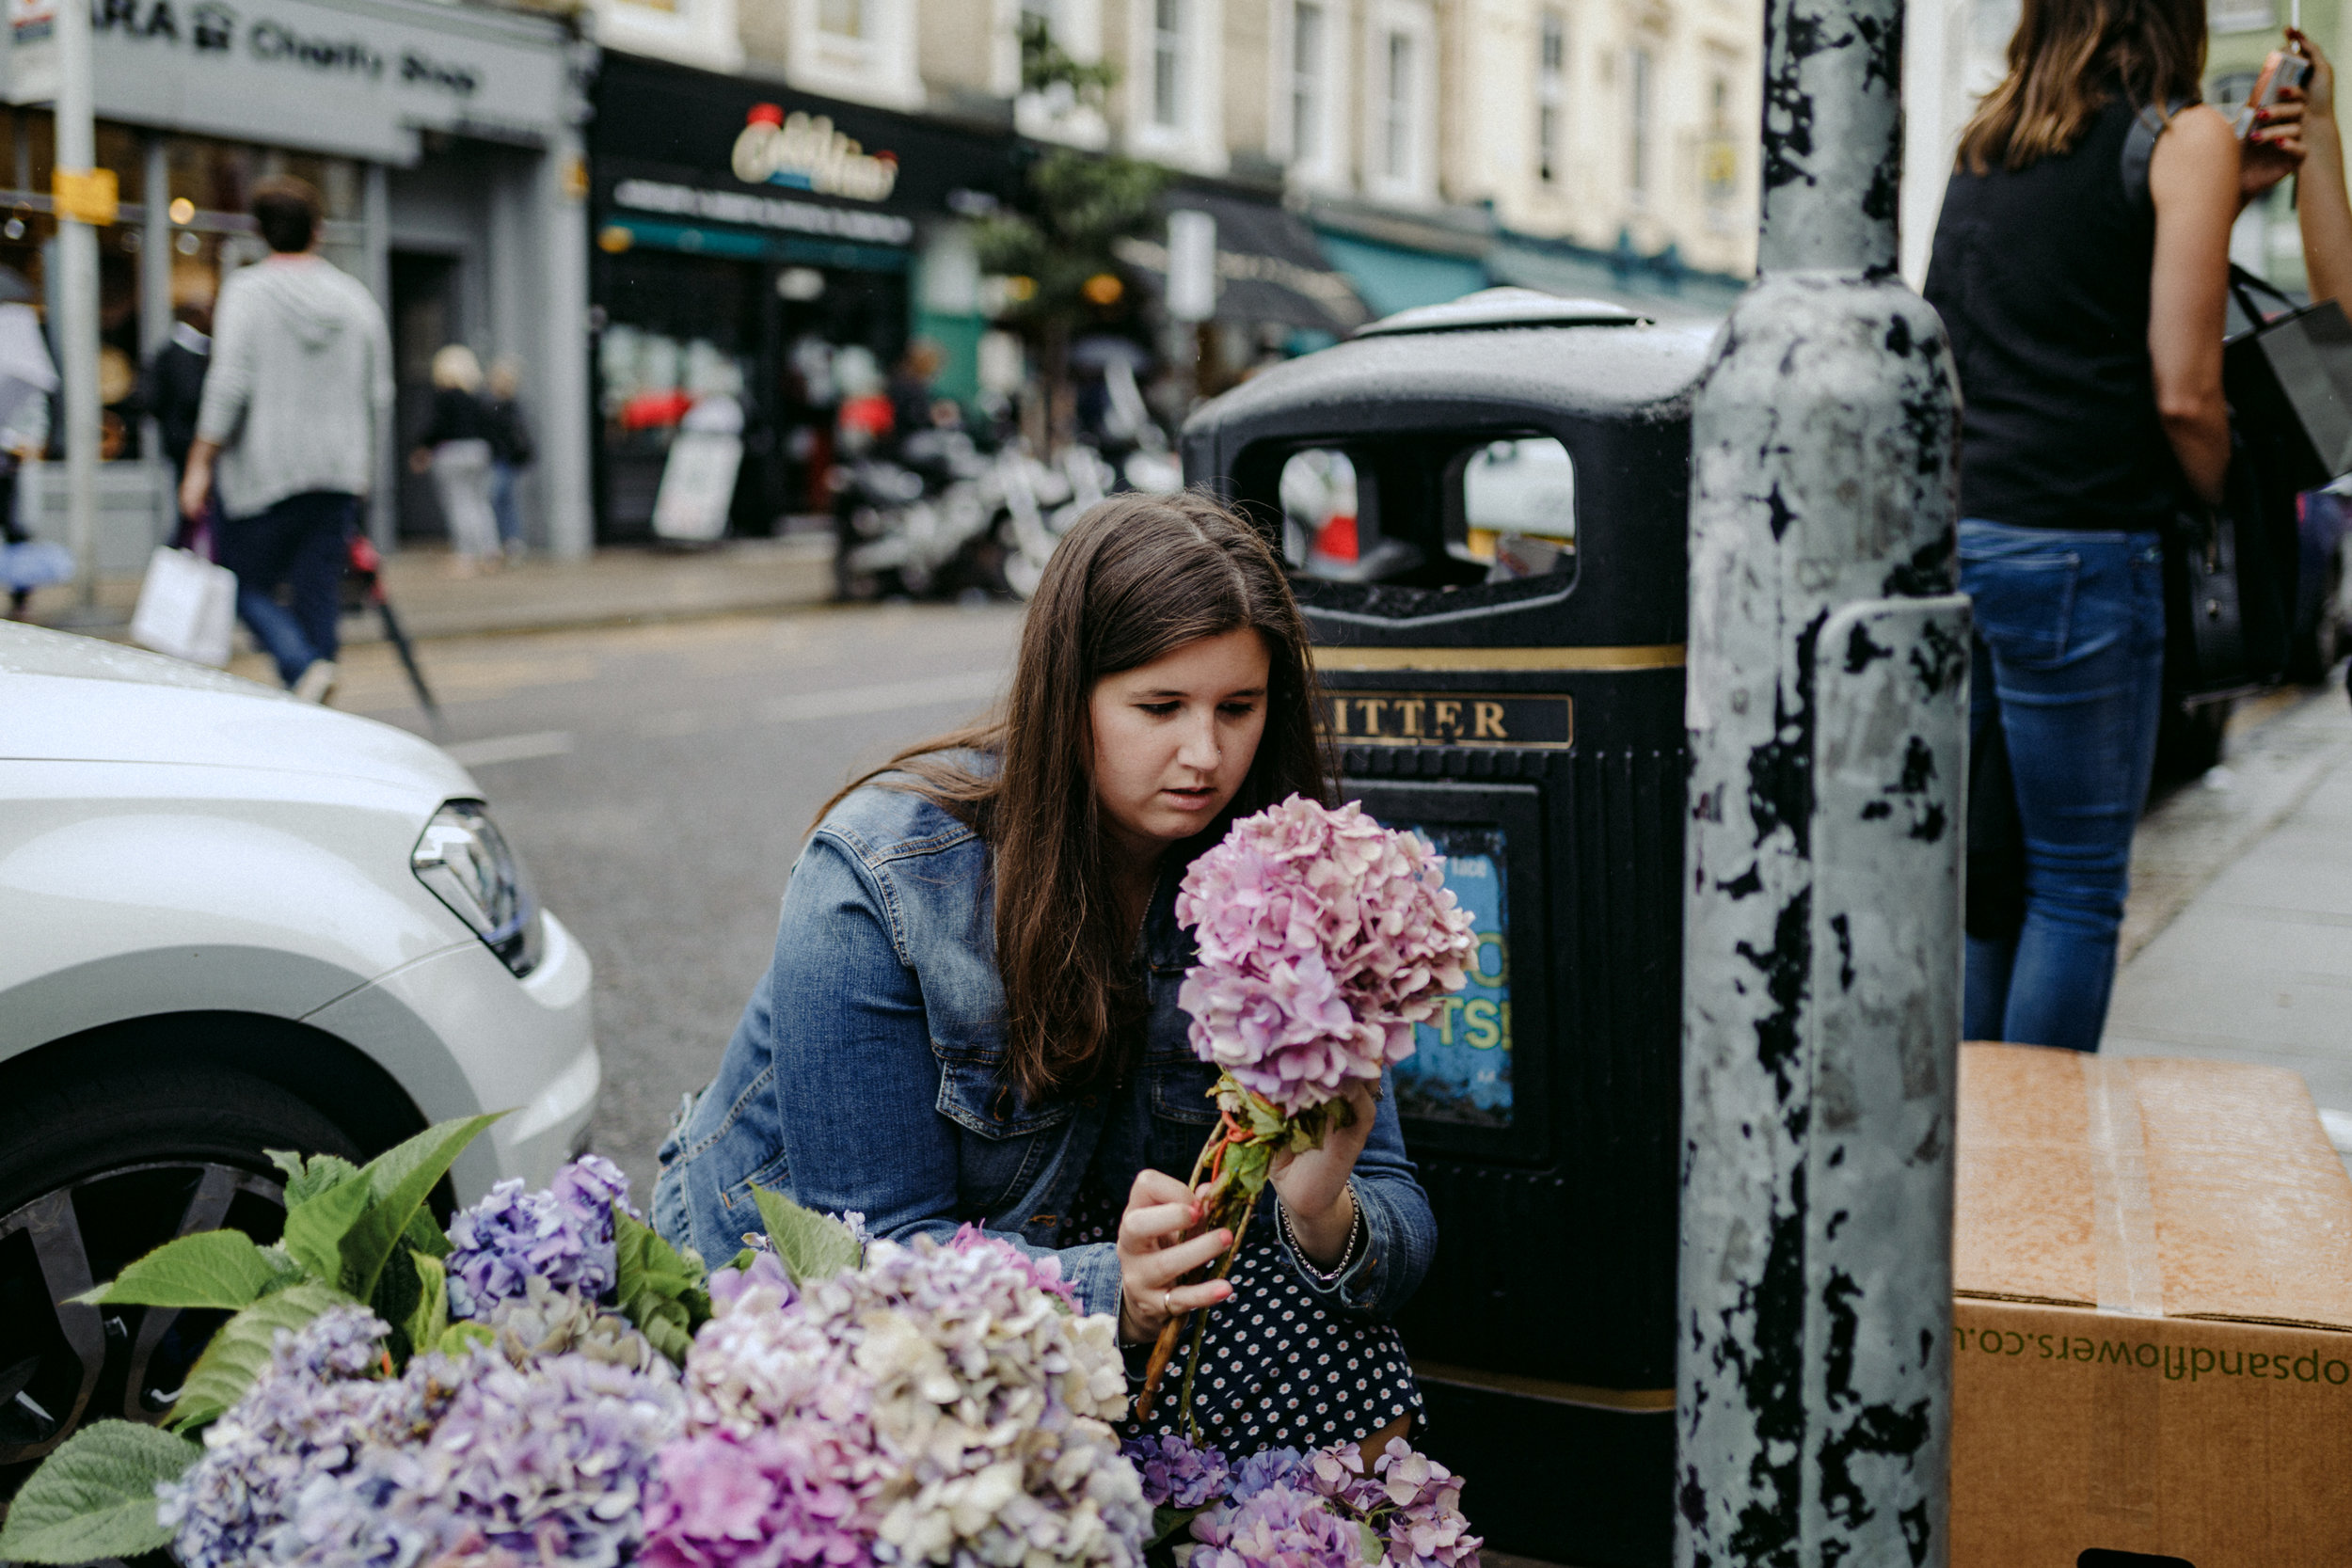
[0,1056,359,1486]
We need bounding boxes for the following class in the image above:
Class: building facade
[2,0,595,563]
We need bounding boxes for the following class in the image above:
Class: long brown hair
[821,491,1331,1101]
[1955,0,2206,173]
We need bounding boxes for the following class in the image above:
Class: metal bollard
[1676,0,1969,1557]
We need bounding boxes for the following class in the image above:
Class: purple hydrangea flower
[1189,1481,1360,1568]
[655,1229,1143,1568]
[1228,1446,1305,1504]
[949,1222,1078,1308]
[1175,797,1478,1116]
[1121,1433,1232,1509]
[446,1174,611,1320]
[639,1426,880,1568]
[156,1306,405,1568]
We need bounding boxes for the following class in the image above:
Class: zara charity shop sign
[5,0,571,164]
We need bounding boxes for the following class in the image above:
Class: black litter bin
[1181,290,1714,1568]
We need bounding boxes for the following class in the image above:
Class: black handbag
[2159,270,2330,698]
[2164,451,2291,698]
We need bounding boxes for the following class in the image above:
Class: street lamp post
[1676,0,1971,1560]
[53,0,105,610]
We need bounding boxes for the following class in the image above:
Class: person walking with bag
[409,345,501,576]
[181,178,391,703]
[1927,0,2304,1049]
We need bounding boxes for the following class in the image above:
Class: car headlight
[412,800,544,976]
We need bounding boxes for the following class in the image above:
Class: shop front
[588,55,1018,541]
[0,0,591,565]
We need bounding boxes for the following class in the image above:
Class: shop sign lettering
[1319,691,1574,750]
[612,178,914,246]
[90,0,482,95]
[732,104,898,203]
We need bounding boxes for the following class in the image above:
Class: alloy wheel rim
[0,1161,285,1471]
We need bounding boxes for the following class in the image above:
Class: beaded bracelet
[1279,1186,1365,1283]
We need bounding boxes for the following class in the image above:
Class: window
[1628,45,1653,201]
[1152,0,1186,128]
[1292,0,1326,166]
[1537,10,1565,184]
[1384,31,1414,182]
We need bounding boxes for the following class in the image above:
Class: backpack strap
[2122,97,2194,211]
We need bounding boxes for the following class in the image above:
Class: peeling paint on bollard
[1676,0,1967,1551]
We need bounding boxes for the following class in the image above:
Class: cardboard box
[1952,1043,2352,1567]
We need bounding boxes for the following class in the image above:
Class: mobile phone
[2238,48,2313,139]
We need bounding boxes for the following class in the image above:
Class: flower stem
[1176,1183,1260,1441]
[1136,1118,1229,1421]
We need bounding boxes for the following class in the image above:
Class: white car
[0,622,596,1473]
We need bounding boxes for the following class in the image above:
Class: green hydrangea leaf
[1147,1504,1207,1549]
[0,1419,201,1563]
[268,1149,363,1208]
[67,1227,303,1310]
[167,1280,360,1432]
[404,1250,450,1361]
[282,1114,502,1306]
[613,1210,710,1368]
[1358,1517,1386,1567]
[751,1186,864,1287]
[437,1320,495,1355]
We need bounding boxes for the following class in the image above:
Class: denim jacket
[651,771,1437,1323]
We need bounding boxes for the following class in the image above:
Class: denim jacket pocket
[936,1053,1075,1139]
[1150,1063,1220,1125]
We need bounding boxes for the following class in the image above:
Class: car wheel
[0,1060,358,1492]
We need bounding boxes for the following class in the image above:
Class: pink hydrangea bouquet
[1140,797,1476,1423]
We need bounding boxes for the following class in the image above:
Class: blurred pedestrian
[182,176,392,703]
[0,261,54,620]
[409,344,500,577]
[135,298,213,546]
[485,355,534,563]
[1926,0,2303,1049]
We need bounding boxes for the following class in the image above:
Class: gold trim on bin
[1410,1361,1676,1413]
[1312,644,1687,673]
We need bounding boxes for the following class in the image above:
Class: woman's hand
[2245,90,2309,204]
[1117,1168,1233,1344]
[2292,27,2336,122]
[1268,1079,1377,1268]
[2290,28,2352,307]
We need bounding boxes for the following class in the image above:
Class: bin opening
[1268,434,1580,612]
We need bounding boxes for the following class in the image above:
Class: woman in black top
[1924,0,2302,1050]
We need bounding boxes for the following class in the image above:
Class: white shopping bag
[129,546,237,668]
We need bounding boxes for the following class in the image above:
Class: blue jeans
[1961,519,2166,1051]
[217,491,354,687]
[490,460,523,548]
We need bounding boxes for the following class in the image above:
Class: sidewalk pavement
[2105,683,2352,1165]
[17,535,836,645]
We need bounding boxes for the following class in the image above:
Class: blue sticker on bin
[1391,825,1511,1127]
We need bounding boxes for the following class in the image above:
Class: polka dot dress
[1065,1181,1424,1454]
